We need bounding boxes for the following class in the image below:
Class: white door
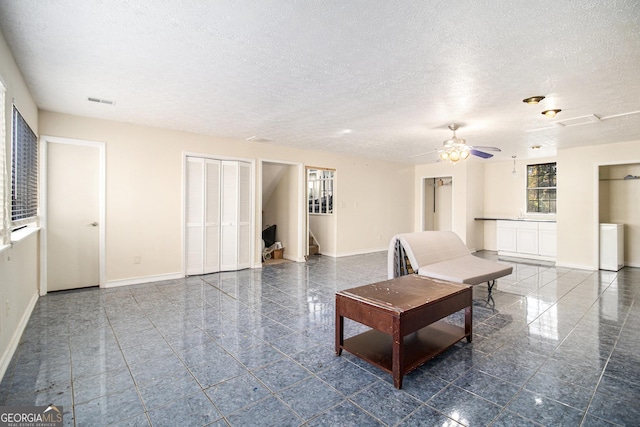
[237,162,251,269]
[220,161,252,271]
[185,157,221,275]
[47,141,100,291]
[220,161,239,271]
[205,160,221,272]
[186,157,251,274]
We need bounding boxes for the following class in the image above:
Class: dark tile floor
[1,251,639,426]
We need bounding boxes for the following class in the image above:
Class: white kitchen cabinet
[516,222,539,254]
[538,222,558,257]
[497,220,556,261]
[496,221,517,252]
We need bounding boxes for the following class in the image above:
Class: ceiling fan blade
[470,149,494,159]
[471,145,501,152]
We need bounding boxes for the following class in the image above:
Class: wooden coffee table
[335,274,472,389]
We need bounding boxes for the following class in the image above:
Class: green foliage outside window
[527,162,556,214]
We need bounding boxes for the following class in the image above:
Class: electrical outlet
[134,256,141,264]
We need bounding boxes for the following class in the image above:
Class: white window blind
[11,105,38,223]
[0,82,7,243]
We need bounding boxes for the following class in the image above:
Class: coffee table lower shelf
[341,321,465,376]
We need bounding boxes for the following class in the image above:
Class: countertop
[474,217,557,223]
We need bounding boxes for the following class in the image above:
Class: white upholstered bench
[388,231,513,295]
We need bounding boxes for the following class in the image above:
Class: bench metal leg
[487,279,496,295]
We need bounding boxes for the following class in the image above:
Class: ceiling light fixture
[439,124,471,163]
[542,109,561,117]
[523,96,545,104]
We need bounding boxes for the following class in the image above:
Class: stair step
[309,244,319,256]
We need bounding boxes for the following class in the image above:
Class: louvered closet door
[220,161,239,271]
[186,157,205,275]
[187,157,251,274]
[204,159,221,273]
[237,162,251,269]
[186,157,221,275]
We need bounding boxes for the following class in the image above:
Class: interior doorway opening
[261,161,304,264]
[423,176,453,231]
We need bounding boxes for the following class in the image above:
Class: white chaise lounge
[388,231,513,295]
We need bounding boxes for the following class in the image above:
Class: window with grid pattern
[527,162,556,214]
[308,168,334,215]
[11,106,38,223]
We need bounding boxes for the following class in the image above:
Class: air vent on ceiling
[88,97,115,105]
[554,114,600,127]
[526,110,640,132]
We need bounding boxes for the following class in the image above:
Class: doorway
[261,160,304,263]
[597,163,640,268]
[42,136,105,293]
[422,176,453,231]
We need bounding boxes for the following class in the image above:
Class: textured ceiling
[1,0,639,163]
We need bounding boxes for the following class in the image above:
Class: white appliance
[600,223,624,271]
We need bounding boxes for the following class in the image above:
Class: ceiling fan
[410,124,501,162]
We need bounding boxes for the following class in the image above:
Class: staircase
[309,230,320,256]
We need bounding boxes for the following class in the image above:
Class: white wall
[38,111,415,282]
[0,30,40,382]
[557,140,640,269]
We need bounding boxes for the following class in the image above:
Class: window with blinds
[11,106,38,223]
[0,82,6,243]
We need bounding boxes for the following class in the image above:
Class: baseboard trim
[334,247,387,258]
[0,292,39,383]
[105,272,184,288]
[554,262,596,271]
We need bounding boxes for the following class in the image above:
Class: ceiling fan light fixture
[523,96,545,104]
[542,109,561,117]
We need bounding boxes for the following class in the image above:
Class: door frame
[40,136,106,295]
[420,175,453,231]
